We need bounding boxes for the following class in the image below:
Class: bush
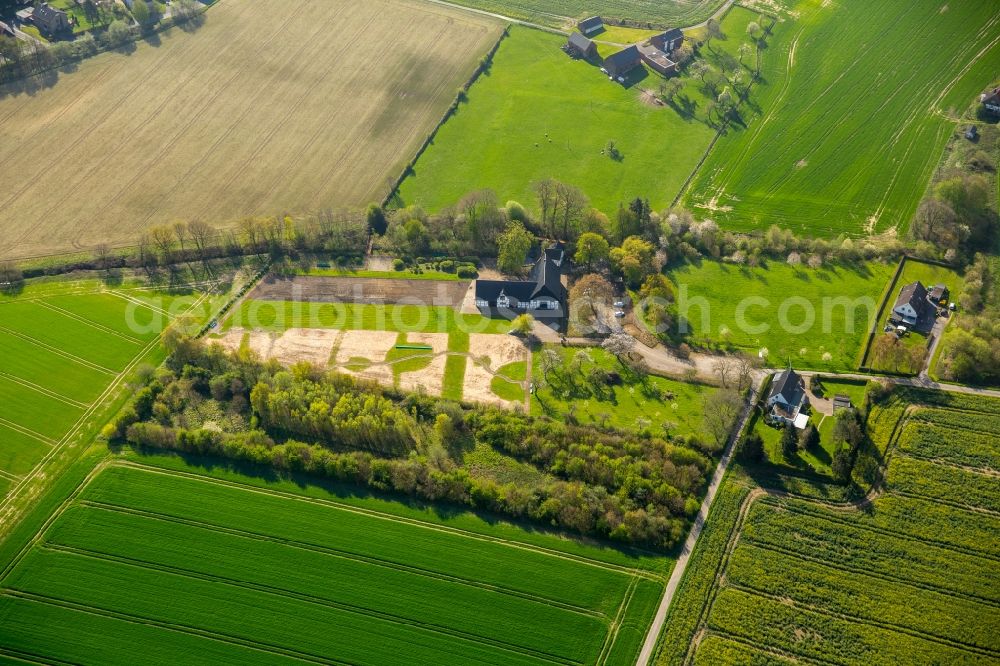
[439,260,455,273]
[457,266,477,279]
[392,258,405,271]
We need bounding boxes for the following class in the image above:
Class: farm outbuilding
[603,45,642,80]
[577,16,603,36]
[650,28,684,53]
[565,32,597,59]
[638,44,677,76]
[981,87,1000,114]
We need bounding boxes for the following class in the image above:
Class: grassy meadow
[224,299,510,334]
[0,461,666,665]
[532,346,717,435]
[685,0,1000,236]
[0,0,500,260]
[665,259,896,371]
[657,388,1000,665]
[396,25,717,216]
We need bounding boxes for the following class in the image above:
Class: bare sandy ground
[465,334,528,407]
[396,332,448,396]
[210,328,274,359]
[333,330,398,384]
[270,328,340,367]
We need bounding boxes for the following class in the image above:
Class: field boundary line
[0,326,118,375]
[110,460,658,579]
[698,629,831,666]
[893,450,1000,478]
[741,536,1000,610]
[885,488,1000,519]
[0,372,89,409]
[107,291,173,317]
[0,470,21,482]
[596,574,639,665]
[0,646,80,666]
[71,500,608,620]
[762,497,1000,564]
[41,542,580,666]
[32,301,144,345]
[0,293,211,523]
[0,590,338,666]
[725,582,1000,659]
[0,418,56,446]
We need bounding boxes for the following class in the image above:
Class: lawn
[396,25,718,217]
[0,279,211,497]
[685,0,1000,237]
[532,345,717,436]
[225,300,510,334]
[437,0,726,28]
[491,360,527,403]
[0,461,666,665]
[657,388,1000,665]
[0,0,501,260]
[665,259,896,371]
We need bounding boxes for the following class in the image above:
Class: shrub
[457,265,477,279]
[439,259,455,273]
[392,258,405,271]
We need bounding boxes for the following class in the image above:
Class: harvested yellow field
[0,0,500,260]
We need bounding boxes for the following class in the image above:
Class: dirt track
[251,276,472,307]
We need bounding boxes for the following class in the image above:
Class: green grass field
[532,346,717,435]
[435,0,726,28]
[0,460,666,665]
[225,300,510,334]
[657,388,1000,665]
[665,259,896,371]
[685,0,1000,237]
[0,280,209,496]
[0,272,228,501]
[396,25,718,216]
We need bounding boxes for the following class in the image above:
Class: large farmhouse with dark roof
[475,242,567,325]
[577,16,604,36]
[981,87,1000,115]
[766,368,809,429]
[23,2,70,36]
[890,280,938,333]
[603,45,642,80]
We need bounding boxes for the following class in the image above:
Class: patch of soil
[334,330,397,384]
[269,328,340,367]
[396,332,449,396]
[250,276,471,308]
[464,334,528,407]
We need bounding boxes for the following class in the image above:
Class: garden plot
[333,330,400,385]
[396,333,449,396]
[465,334,529,407]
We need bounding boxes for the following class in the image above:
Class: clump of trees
[937,254,1000,385]
[108,335,722,550]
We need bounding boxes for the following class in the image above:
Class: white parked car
[614,310,626,318]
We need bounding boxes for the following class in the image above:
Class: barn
[603,45,641,81]
[566,32,598,59]
[577,16,604,36]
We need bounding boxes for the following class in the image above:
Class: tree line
[104,334,727,550]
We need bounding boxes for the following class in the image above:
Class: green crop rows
[0,463,664,665]
[656,389,1000,665]
[0,281,193,496]
[685,0,1000,236]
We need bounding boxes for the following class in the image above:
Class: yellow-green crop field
[0,461,666,665]
[0,280,203,499]
[655,388,1000,665]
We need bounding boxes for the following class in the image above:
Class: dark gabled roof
[894,281,929,312]
[604,45,641,72]
[475,242,566,304]
[577,16,603,32]
[34,2,66,23]
[475,279,535,303]
[928,284,948,299]
[652,28,683,47]
[983,87,1000,104]
[768,368,805,407]
[567,32,595,53]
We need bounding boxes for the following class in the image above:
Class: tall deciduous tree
[574,232,610,269]
[497,221,533,274]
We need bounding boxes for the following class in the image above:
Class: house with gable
[565,32,598,60]
[577,16,604,36]
[766,368,810,429]
[603,45,642,81]
[474,242,567,326]
[889,281,938,334]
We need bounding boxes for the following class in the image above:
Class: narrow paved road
[635,379,760,666]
